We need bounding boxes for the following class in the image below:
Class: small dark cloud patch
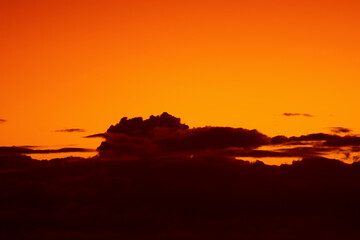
[84,133,105,138]
[0,119,6,123]
[55,128,86,133]
[330,127,352,134]
[283,112,314,117]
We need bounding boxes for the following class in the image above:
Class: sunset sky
[1,0,360,159]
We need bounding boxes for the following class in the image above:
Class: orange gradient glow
[1,0,360,159]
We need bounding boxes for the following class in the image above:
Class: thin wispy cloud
[0,146,94,155]
[330,127,352,134]
[55,128,86,133]
[84,133,105,138]
[0,119,6,123]
[283,112,314,117]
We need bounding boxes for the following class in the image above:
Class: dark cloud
[270,133,341,146]
[96,113,360,162]
[324,136,360,147]
[158,127,270,152]
[275,133,360,148]
[0,119,6,123]
[216,146,333,158]
[271,135,289,144]
[0,146,94,156]
[97,112,270,157]
[106,112,189,137]
[330,127,352,134]
[289,133,339,142]
[283,112,314,117]
[55,128,86,133]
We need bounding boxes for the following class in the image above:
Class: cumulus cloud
[97,112,270,157]
[95,113,360,162]
[283,112,314,117]
[55,128,86,133]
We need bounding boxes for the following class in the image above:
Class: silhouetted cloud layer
[271,133,360,148]
[217,146,335,159]
[2,112,360,239]
[0,146,94,156]
[55,128,86,133]
[324,136,360,146]
[81,113,360,161]
[97,112,270,157]
[283,112,313,117]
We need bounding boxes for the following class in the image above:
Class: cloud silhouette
[216,146,335,158]
[83,133,105,138]
[0,146,94,156]
[55,128,86,133]
[2,112,360,239]
[283,112,314,117]
[95,113,360,162]
[289,133,339,142]
[324,136,360,147]
[275,133,360,148]
[97,112,270,157]
[0,119,6,123]
[157,127,270,152]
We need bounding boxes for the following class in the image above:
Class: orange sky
[1,0,360,159]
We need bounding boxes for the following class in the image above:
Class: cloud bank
[2,112,360,239]
[0,146,94,156]
[93,113,360,162]
[97,112,270,158]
